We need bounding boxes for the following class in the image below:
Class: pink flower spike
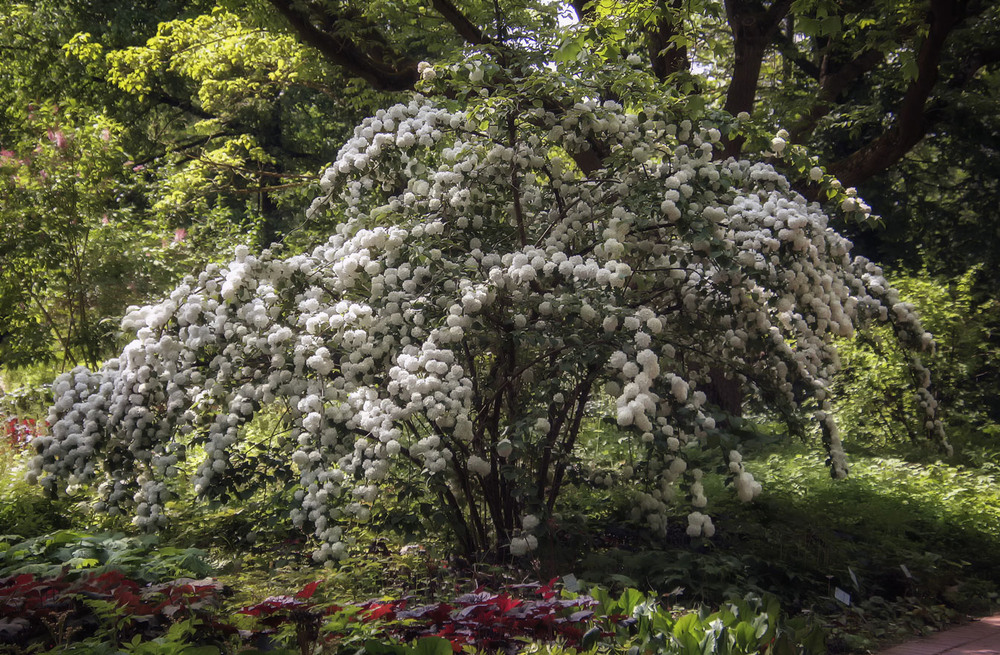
[173,228,187,243]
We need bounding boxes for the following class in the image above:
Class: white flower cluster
[686,511,716,538]
[509,514,541,557]
[32,91,946,558]
[728,451,761,502]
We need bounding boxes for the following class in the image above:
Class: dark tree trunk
[706,367,744,417]
[721,0,793,158]
[647,0,689,80]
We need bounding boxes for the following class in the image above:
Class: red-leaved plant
[239,577,602,652]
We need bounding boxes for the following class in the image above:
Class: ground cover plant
[572,441,1000,651]
[0,551,823,655]
[0,570,226,651]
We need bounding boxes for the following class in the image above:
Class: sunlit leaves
[0,106,186,366]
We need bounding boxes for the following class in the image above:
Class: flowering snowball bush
[30,82,947,561]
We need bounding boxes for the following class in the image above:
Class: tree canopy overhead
[257,0,1000,187]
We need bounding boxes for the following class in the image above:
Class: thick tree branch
[537,98,608,174]
[266,0,418,91]
[789,47,885,140]
[430,0,492,45]
[819,49,885,101]
[646,0,689,81]
[774,32,820,80]
[829,0,969,187]
[723,0,795,117]
[761,0,794,31]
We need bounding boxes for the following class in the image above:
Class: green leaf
[555,33,586,64]
[581,626,602,650]
[364,639,407,655]
[819,15,842,36]
[699,627,719,655]
[901,51,919,81]
[797,17,819,35]
[674,612,703,640]
[733,621,758,650]
[617,587,645,613]
[413,637,453,655]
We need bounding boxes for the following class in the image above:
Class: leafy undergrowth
[0,531,213,582]
[573,445,1000,652]
[0,530,819,653]
[0,558,822,655]
[239,578,599,653]
[5,442,997,653]
[0,570,227,650]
